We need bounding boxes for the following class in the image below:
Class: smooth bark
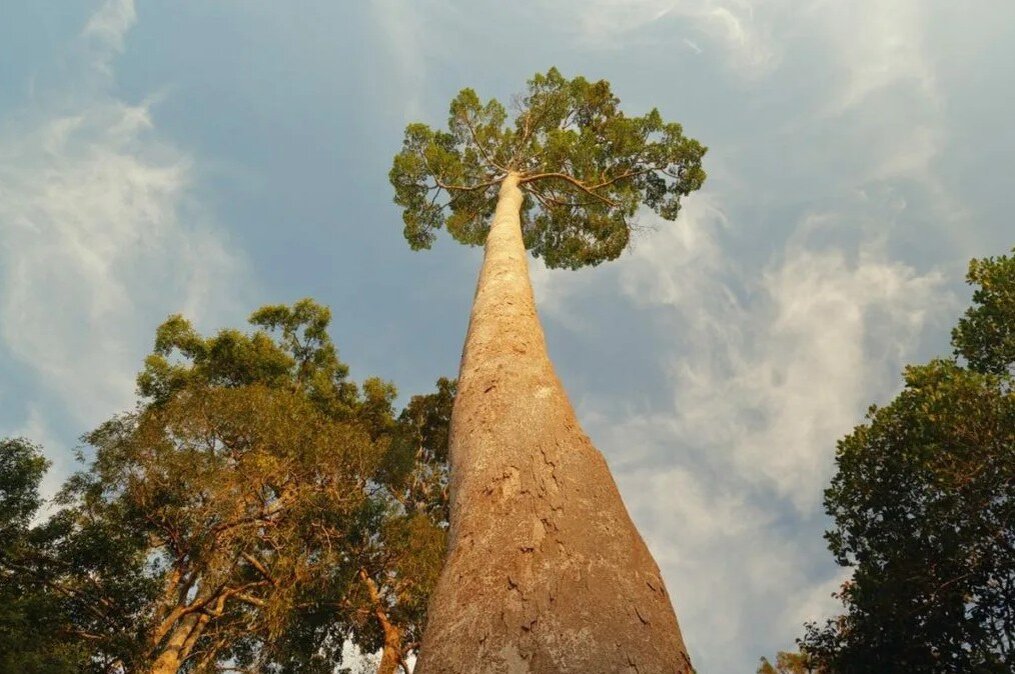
[414,174,694,672]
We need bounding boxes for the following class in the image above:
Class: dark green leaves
[0,438,48,538]
[801,249,1015,672]
[390,67,707,269]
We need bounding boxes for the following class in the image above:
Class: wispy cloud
[0,0,248,476]
[81,0,136,66]
[559,0,783,79]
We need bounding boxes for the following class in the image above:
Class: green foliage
[801,250,1015,673]
[953,248,1015,375]
[0,439,89,673]
[344,377,455,661]
[390,67,707,269]
[0,438,48,539]
[9,299,452,672]
[138,298,360,419]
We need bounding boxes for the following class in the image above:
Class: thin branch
[518,172,617,207]
[460,112,508,173]
[241,552,277,587]
[433,176,503,193]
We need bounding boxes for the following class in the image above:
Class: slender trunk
[414,174,694,673]
[377,625,404,674]
[360,569,405,674]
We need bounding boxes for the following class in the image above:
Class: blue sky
[1,1,1013,671]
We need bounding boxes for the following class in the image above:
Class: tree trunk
[377,623,404,674]
[149,613,202,674]
[414,174,694,673]
[360,568,405,674]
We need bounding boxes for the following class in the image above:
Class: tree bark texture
[149,613,202,674]
[361,568,406,674]
[414,174,694,673]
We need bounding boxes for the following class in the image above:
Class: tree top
[390,67,707,269]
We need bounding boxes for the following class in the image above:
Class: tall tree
[800,250,1015,672]
[390,68,706,672]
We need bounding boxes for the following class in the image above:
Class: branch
[433,176,503,193]
[528,185,601,210]
[460,111,508,173]
[518,172,617,207]
[586,166,654,190]
[417,148,502,194]
[241,552,277,587]
[231,592,267,609]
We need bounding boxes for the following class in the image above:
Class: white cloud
[654,238,944,508]
[82,0,136,65]
[562,0,783,78]
[370,0,432,120]
[609,198,948,502]
[14,405,73,510]
[815,0,937,116]
[0,1,248,444]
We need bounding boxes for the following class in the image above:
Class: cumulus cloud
[0,1,247,457]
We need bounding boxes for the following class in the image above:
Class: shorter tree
[801,250,1015,672]
[18,300,452,674]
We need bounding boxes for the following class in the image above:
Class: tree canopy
[0,439,90,673]
[952,249,1015,376]
[800,250,1015,672]
[1,300,453,673]
[390,67,707,269]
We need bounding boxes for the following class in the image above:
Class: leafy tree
[390,68,705,672]
[15,300,451,674]
[0,438,89,673]
[801,250,1015,673]
[391,67,705,270]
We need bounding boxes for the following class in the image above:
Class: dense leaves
[800,252,1015,673]
[0,439,89,673]
[2,300,452,673]
[390,67,707,269]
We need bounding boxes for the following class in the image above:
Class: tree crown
[390,67,707,269]
[952,248,1015,376]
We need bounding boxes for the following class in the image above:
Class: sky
[1,1,1013,671]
